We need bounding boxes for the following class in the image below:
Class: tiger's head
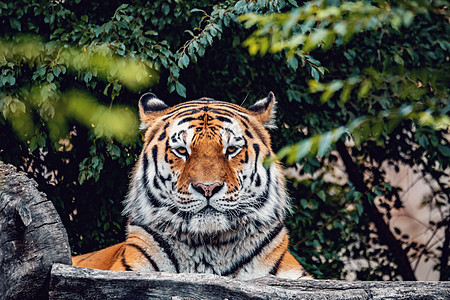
[124,92,288,240]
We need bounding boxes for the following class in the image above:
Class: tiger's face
[124,93,288,238]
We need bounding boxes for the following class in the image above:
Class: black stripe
[152,145,158,169]
[223,127,234,134]
[269,249,287,275]
[145,188,162,207]
[122,255,133,271]
[208,108,241,116]
[112,244,125,261]
[206,102,248,113]
[250,144,260,182]
[239,114,250,123]
[256,184,269,206]
[177,117,196,125]
[255,174,261,187]
[142,152,149,185]
[195,257,214,273]
[172,100,248,113]
[127,243,160,271]
[163,102,249,121]
[142,154,162,208]
[209,110,237,118]
[256,166,271,205]
[216,116,232,123]
[147,124,162,143]
[138,225,180,273]
[151,145,161,190]
[158,131,166,141]
[179,230,243,248]
[163,108,200,121]
[221,223,285,276]
[245,129,253,138]
[153,176,160,189]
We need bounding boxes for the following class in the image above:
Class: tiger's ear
[248,91,277,128]
[138,92,170,128]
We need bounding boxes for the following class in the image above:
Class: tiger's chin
[187,207,233,235]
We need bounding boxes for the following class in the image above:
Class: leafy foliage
[1,0,448,280]
[242,0,449,280]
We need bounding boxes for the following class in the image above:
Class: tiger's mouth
[180,204,227,218]
[178,204,237,221]
[197,205,218,215]
[175,191,240,215]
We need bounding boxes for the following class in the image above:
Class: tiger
[72,92,311,280]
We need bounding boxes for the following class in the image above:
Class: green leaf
[287,57,298,71]
[317,190,326,202]
[175,81,186,97]
[357,79,372,98]
[300,198,308,209]
[107,143,121,159]
[30,137,38,151]
[311,67,320,81]
[53,67,61,77]
[94,25,104,37]
[116,3,129,10]
[355,202,364,217]
[190,8,206,13]
[180,53,190,68]
[162,4,170,15]
[104,22,113,33]
[317,132,332,157]
[37,136,46,147]
[84,72,92,83]
[349,210,359,223]
[310,199,319,210]
[47,72,54,83]
[374,186,383,196]
[10,18,21,31]
[294,139,312,163]
[437,144,450,157]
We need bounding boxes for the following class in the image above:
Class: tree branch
[439,218,449,281]
[335,140,416,281]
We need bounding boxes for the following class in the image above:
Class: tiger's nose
[193,182,223,199]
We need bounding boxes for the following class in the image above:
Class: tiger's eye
[175,147,188,156]
[226,146,238,155]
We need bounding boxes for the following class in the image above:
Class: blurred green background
[1,0,448,280]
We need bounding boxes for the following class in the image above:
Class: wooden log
[0,161,72,300]
[49,263,450,300]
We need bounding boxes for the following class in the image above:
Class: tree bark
[0,161,72,300]
[439,221,449,281]
[335,140,416,281]
[49,263,450,300]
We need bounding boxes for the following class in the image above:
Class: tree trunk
[335,140,416,281]
[0,161,72,300]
